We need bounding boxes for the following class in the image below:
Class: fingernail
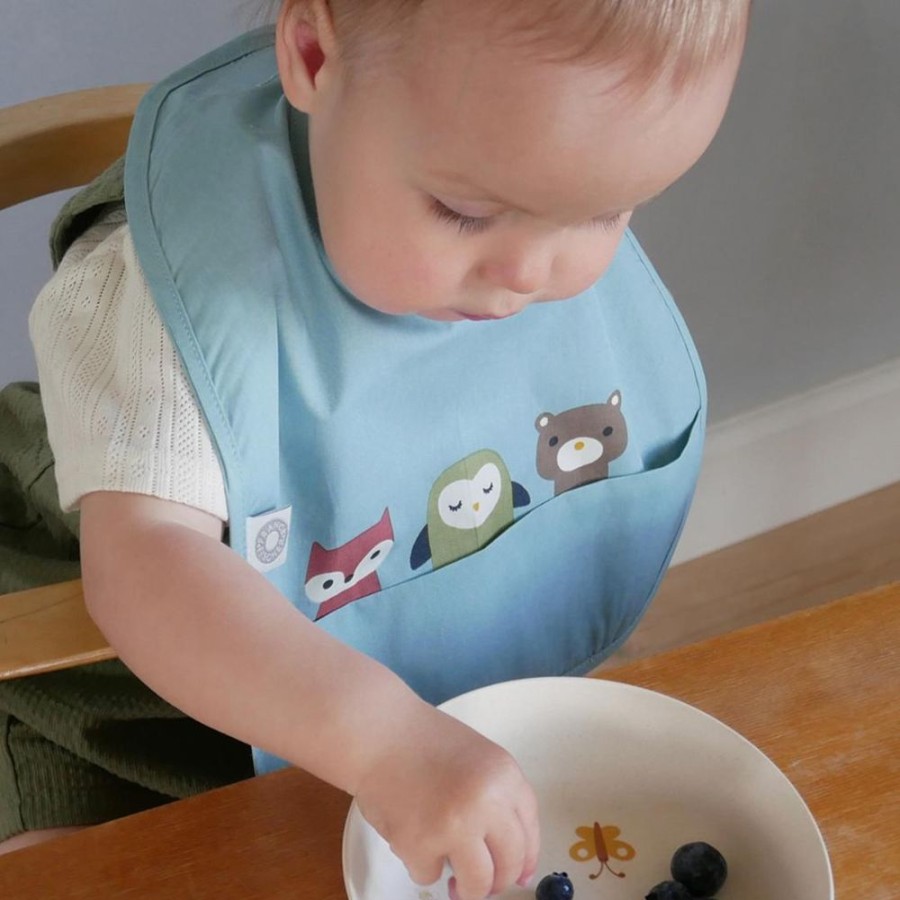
[448,875,459,900]
[516,872,535,888]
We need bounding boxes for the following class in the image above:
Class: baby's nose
[486,265,544,296]
[480,252,552,296]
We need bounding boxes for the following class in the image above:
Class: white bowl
[343,677,833,900]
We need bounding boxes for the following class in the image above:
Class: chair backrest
[0,83,148,211]
[0,84,148,679]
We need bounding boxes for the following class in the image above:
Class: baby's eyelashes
[586,212,625,232]
[428,194,629,236]
[429,197,495,235]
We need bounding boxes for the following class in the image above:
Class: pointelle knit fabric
[28,208,228,522]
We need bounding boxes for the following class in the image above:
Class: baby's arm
[80,491,539,900]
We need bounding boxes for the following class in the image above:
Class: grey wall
[3,1,898,424]
[633,0,900,420]
[0,0,251,385]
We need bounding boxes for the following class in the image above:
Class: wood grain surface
[0,583,896,898]
[600,581,900,899]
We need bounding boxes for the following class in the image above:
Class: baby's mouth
[454,311,516,321]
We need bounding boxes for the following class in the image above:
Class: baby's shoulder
[30,208,166,375]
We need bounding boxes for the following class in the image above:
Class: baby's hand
[353,703,540,900]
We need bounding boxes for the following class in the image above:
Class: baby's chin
[417,309,469,322]
[355,298,468,322]
[354,303,462,322]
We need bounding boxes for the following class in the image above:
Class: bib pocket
[314,409,704,704]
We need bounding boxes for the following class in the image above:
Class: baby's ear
[275,0,338,113]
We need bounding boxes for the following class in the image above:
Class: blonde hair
[281,0,750,83]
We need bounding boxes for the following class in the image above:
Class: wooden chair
[0,84,149,680]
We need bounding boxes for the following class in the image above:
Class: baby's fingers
[447,841,494,900]
[405,853,447,890]
[516,788,541,887]
[485,823,526,895]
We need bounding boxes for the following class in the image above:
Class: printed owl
[410,449,530,571]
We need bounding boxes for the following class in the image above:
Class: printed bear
[535,391,628,496]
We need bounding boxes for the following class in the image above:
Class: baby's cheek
[373,233,458,308]
[556,234,627,298]
[320,214,387,289]
[400,245,448,295]
[342,233,445,313]
[551,260,610,301]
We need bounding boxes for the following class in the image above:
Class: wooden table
[1,583,897,898]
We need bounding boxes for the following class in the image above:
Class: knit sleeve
[28,210,229,522]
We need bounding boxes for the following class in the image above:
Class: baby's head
[274,0,750,321]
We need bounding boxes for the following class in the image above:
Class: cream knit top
[29,208,229,521]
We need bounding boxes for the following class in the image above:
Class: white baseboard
[672,356,900,564]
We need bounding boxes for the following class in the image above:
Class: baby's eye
[430,198,494,235]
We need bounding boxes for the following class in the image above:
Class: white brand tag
[246,506,292,573]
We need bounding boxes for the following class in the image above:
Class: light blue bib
[124,28,706,775]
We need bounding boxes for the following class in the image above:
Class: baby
[6,1,749,898]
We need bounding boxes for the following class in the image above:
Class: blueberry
[535,871,574,900]
[645,882,693,900]
[670,841,728,897]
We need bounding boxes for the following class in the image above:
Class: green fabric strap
[0,383,81,594]
[49,156,126,270]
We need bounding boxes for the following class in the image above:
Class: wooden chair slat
[0,579,116,680]
[0,84,148,210]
